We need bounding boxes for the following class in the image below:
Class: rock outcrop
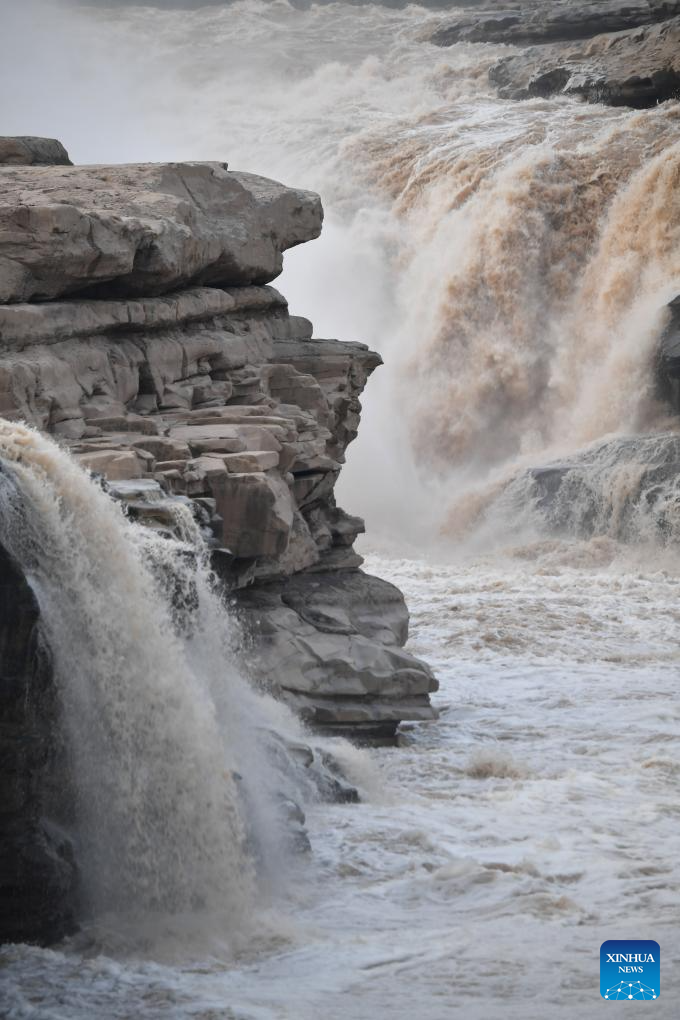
[0,143,437,944]
[513,432,680,543]
[0,151,436,728]
[430,1,677,48]
[0,136,72,167]
[489,14,680,106]
[429,0,680,108]
[0,162,322,303]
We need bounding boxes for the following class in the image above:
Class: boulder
[0,137,72,167]
[75,450,144,481]
[209,470,295,558]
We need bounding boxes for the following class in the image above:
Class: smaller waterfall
[0,421,320,952]
[461,433,680,553]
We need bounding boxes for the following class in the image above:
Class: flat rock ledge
[0,148,437,945]
[0,160,322,302]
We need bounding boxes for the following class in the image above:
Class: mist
[3,0,680,549]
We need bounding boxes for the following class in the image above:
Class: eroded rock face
[0,162,322,303]
[0,147,438,945]
[235,571,437,741]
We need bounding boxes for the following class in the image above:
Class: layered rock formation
[430,0,680,108]
[0,151,436,737]
[431,1,677,47]
[0,143,437,944]
[489,13,680,106]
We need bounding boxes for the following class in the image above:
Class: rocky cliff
[0,141,437,944]
[431,0,680,108]
[0,149,436,736]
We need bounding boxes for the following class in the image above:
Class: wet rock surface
[234,570,438,741]
[431,1,676,47]
[657,295,680,410]
[430,0,680,108]
[508,433,680,542]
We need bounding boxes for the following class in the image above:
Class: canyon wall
[0,144,436,944]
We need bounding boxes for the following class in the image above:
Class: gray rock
[431,1,678,47]
[0,136,72,167]
[657,295,680,410]
[499,432,680,542]
[209,470,295,558]
[234,570,438,740]
[489,14,680,107]
[0,154,438,946]
[0,162,322,303]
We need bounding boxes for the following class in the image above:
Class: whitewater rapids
[1,0,680,1017]
[3,544,679,1017]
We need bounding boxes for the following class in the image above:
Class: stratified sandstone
[0,153,436,731]
[0,145,437,944]
[0,162,322,302]
[236,571,437,733]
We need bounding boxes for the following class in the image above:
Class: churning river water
[1,0,680,1016]
[3,544,680,1018]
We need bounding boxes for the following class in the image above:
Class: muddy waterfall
[1,1,680,1018]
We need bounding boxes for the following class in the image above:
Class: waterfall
[455,433,680,556]
[0,421,312,951]
[6,2,680,552]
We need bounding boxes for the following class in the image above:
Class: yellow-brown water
[1,1,680,1017]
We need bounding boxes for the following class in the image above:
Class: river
[1,1,679,1016]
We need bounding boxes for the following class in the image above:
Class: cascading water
[0,421,318,952]
[3,3,680,1017]
[5,3,680,546]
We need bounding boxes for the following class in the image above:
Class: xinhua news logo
[601,940,660,1001]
